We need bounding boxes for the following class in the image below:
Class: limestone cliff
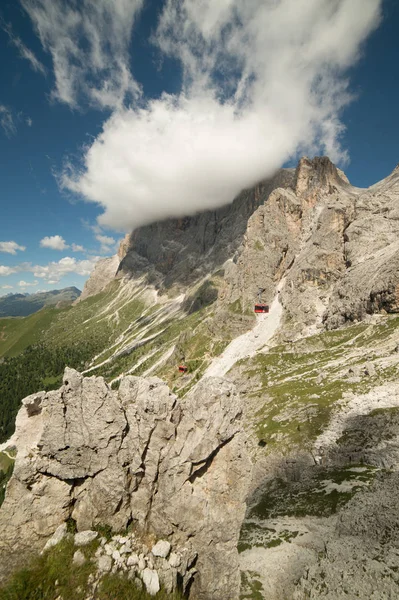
[116,168,295,290]
[78,254,119,301]
[0,369,249,600]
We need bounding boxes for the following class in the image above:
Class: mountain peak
[294,156,350,197]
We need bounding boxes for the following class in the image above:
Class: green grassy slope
[0,309,59,358]
[231,316,399,453]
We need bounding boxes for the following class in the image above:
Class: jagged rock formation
[220,156,352,317]
[78,255,119,301]
[0,368,249,599]
[324,164,399,328]
[216,156,399,338]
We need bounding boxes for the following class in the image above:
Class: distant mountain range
[0,287,81,317]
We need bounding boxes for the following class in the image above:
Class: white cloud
[21,0,144,109]
[40,235,69,250]
[18,280,39,288]
[1,18,46,75]
[95,234,116,253]
[26,117,33,127]
[0,256,99,285]
[31,256,100,283]
[0,266,18,276]
[71,243,85,252]
[0,105,16,137]
[0,241,26,255]
[1,285,13,290]
[59,0,382,231]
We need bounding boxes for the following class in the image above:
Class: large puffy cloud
[62,0,382,231]
[25,0,382,231]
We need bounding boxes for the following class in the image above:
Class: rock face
[218,157,352,327]
[0,368,249,599]
[324,164,399,328]
[80,157,399,339]
[116,169,295,290]
[218,156,399,337]
[78,254,119,301]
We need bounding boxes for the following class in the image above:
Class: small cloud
[1,285,13,290]
[18,280,38,288]
[71,243,85,252]
[0,105,16,137]
[1,18,46,76]
[20,0,141,109]
[0,265,18,276]
[26,117,33,127]
[32,256,100,283]
[96,234,115,246]
[40,235,69,251]
[96,234,116,253]
[0,241,26,255]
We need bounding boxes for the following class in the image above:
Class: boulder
[151,540,171,559]
[74,531,98,546]
[72,550,86,566]
[141,568,160,596]
[42,523,68,553]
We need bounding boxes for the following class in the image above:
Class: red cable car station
[254,287,269,314]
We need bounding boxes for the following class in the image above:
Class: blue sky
[0,0,396,294]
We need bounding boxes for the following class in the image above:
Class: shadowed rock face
[0,368,249,600]
[116,169,295,289]
[293,471,399,600]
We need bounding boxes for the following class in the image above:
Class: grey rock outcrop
[217,156,353,334]
[78,254,119,301]
[221,156,399,336]
[0,368,249,599]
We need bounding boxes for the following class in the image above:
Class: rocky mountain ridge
[83,155,399,342]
